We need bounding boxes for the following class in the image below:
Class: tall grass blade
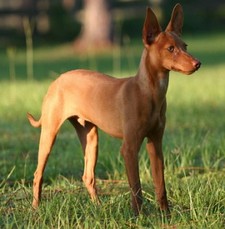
[23,17,34,81]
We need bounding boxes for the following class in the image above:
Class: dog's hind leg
[69,117,99,202]
[32,115,62,209]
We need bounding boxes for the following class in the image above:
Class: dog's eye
[167,46,174,52]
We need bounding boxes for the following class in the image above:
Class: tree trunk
[74,0,113,52]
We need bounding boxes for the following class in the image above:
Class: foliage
[162,0,225,32]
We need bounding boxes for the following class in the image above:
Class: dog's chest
[147,87,167,132]
[157,77,169,101]
[160,77,168,91]
[150,103,165,130]
[137,94,166,135]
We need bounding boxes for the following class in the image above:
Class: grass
[0,33,225,228]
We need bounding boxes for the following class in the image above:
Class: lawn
[0,33,225,228]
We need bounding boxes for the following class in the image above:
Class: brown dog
[28,4,200,215]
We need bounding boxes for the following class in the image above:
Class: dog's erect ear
[142,7,162,46]
[166,3,183,36]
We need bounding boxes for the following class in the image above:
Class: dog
[27,3,201,215]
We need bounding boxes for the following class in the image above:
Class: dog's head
[142,4,201,75]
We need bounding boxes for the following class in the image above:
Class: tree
[74,0,113,51]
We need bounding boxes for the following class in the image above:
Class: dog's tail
[27,113,41,128]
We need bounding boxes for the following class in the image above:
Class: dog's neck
[136,48,169,102]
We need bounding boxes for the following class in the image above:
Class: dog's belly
[77,107,124,139]
[56,70,127,138]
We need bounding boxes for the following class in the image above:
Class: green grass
[0,33,225,228]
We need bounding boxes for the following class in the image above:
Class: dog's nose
[194,60,201,70]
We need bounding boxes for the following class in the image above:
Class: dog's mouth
[170,59,201,75]
[184,60,201,75]
[172,64,201,75]
[182,69,198,75]
[171,67,195,75]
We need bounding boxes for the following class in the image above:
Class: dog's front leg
[146,135,169,212]
[120,137,143,215]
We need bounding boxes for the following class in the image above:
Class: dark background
[0,0,224,47]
